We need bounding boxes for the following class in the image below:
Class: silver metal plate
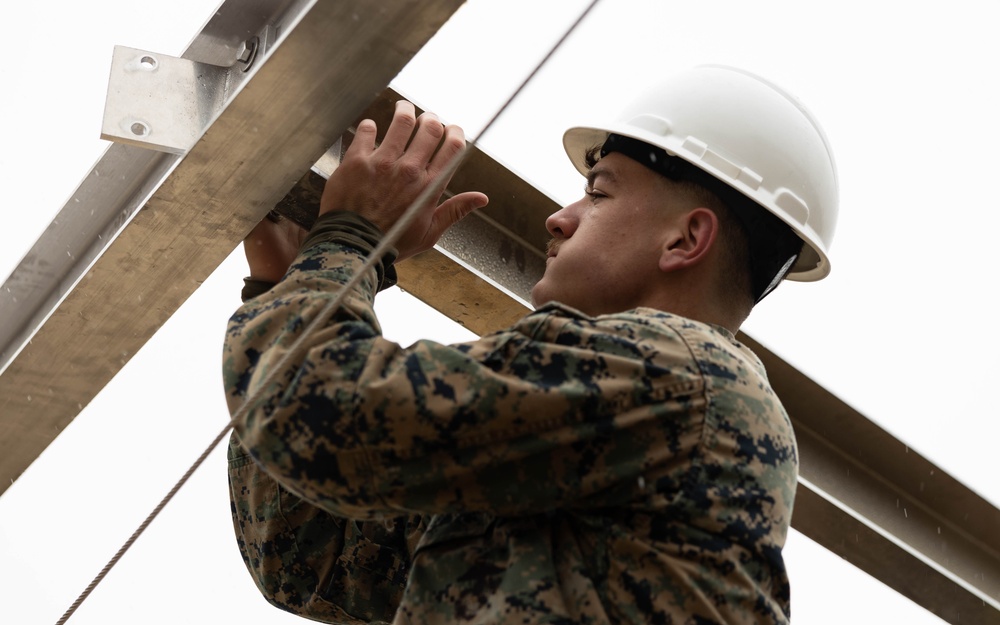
[101,46,233,153]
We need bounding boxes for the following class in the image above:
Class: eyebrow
[586,164,618,189]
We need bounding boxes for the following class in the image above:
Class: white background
[2,1,998,623]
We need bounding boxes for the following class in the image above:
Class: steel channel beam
[0,0,466,493]
[741,333,1000,624]
[0,1,301,379]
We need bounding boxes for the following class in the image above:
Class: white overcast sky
[2,1,998,623]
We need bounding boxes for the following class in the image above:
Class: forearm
[225,216,706,520]
[228,435,421,623]
[225,211,394,513]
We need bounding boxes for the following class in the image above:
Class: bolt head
[237,38,258,64]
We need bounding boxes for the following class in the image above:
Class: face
[530,152,684,316]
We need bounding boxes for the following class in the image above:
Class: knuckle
[420,115,445,138]
[432,137,464,165]
[439,126,466,152]
[393,108,417,130]
[373,156,396,175]
[398,161,424,181]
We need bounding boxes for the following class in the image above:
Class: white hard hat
[563,65,839,284]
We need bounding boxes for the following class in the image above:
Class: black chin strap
[601,134,802,302]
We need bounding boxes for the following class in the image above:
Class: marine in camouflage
[224,211,798,624]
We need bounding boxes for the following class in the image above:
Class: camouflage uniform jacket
[224,212,798,625]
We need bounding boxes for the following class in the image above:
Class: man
[224,66,838,624]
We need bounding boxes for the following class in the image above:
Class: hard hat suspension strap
[601,133,801,302]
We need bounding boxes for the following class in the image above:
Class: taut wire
[56,1,602,621]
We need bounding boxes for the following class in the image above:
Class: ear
[659,207,719,274]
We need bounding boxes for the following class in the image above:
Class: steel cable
[55,1,601,621]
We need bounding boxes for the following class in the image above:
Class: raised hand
[318,100,488,261]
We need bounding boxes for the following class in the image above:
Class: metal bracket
[101,30,274,154]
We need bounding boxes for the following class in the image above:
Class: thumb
[428,191,488,239]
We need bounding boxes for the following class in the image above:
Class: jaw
[530,266,570,311]
[529,276,550,309]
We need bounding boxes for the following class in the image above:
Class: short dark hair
[588,135,803,303]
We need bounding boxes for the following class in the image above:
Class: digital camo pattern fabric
[223,212,799,625]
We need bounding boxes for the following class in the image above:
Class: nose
[545,201,580,239]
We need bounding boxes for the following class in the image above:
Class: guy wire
[55,1,601,622]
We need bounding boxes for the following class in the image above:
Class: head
[531,135,798,331]
[558,65,839,294]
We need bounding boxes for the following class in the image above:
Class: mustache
[546,239,561,256]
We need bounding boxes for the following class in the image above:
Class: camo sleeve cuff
[302,211,398,292]
[239,211,398,302]
[241,278,277,302]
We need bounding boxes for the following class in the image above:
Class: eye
[584,185,606,200]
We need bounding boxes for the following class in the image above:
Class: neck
[644,283,749,335]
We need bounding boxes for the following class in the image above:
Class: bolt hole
[130,121,149,136]
[139,55,157,70]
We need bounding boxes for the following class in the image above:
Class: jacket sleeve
[228,434,424,624]
[227,221,421,623]
[223,212,706,520]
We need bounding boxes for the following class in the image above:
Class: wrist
[241,278,277,302]
[303,211,398,291]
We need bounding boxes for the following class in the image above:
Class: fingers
[404,113,446,164]
[377,100,463,173]
[350,118,378,154]
[322,98,480,258]
[379,101,417,156]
